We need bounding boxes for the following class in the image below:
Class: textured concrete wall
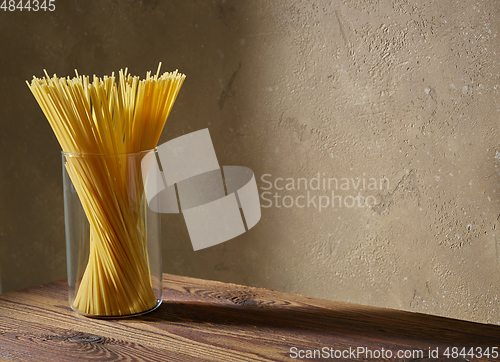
[0,0,499,324]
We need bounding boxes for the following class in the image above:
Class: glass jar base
[70,299,163,319]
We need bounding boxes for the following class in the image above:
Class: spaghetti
[27,65,185,316]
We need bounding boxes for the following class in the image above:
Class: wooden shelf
[0,274,498,361]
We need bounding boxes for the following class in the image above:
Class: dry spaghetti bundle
[27,65,185,316]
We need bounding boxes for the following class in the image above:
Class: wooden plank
[0,274,498,362]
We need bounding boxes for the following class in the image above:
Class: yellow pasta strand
[27,66,186,316]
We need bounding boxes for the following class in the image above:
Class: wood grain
[0,274,498,361]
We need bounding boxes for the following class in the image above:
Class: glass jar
[62,150,162,318]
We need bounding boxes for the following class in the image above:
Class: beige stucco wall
[0,0,499,324]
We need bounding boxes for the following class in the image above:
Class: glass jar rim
[61,148,156,157]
